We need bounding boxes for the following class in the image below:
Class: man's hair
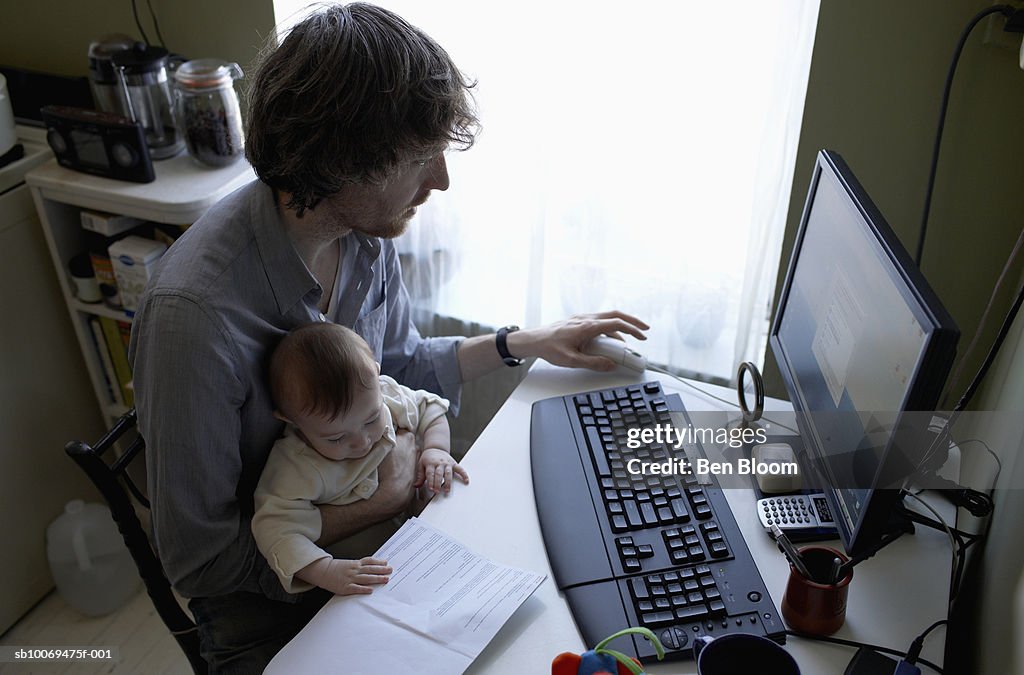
[246,2,479,215]
[269,322,378,420]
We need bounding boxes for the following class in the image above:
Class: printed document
[265,518,546,674]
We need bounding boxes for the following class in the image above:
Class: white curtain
[273,1,821,383]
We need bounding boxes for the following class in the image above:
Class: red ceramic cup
[781,545,852,635]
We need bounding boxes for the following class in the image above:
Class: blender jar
[112,44,184,160]
[173,59,245,167]
[87,34,135,118]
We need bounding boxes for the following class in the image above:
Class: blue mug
[693,633,800,675]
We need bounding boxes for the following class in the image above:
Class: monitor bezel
[769,149,958,557]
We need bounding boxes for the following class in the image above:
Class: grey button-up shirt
[128,180,463,601]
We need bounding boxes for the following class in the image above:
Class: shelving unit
[27,151,255,427]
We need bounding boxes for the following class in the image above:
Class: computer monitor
[769,150,959,557]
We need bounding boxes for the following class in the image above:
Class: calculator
[757,493,837,533]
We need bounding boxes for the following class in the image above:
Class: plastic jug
[46,500,141,616]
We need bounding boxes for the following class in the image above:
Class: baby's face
[291,380,388,461]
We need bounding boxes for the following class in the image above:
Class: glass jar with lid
[173,59,245,167]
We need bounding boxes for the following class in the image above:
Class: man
[129,3,647,672]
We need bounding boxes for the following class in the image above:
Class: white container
[107,235,167,314]
[46,500,140,616]
[0,74,16,157]
[80,210,145,237]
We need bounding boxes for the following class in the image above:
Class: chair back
[65,409,207,675]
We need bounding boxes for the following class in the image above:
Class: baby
[252,322,468,596]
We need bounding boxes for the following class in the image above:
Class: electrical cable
[902,492,963,603]
[915,4,1015,266]
[784,630,944,674]
[941,227,1024,409]
[647,363,800,434]
[955,438,1002,489]
[145,0,168,49]
[130,0,152,45]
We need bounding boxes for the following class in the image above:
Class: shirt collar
[250,183,320,316]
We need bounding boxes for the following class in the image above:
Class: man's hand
[316,430,418,545]
[297,556,392,596]
[510,311,650,371]
[374,429,419,516]
[455,310,650,382]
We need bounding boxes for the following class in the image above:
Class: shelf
[71,299,134,322]
[26,154,256,224]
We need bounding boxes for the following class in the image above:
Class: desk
[288,362,953,673]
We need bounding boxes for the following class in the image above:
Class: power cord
[785,627,945,674]
[916,4,1022,266]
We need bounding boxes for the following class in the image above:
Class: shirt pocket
[353,299,387,362]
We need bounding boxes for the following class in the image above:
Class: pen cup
[781,545,852,636]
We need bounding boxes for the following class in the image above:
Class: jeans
[188,588,331,674]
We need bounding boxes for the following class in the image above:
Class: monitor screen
[770,150,958,556]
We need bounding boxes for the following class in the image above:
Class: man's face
[327,150,450,239]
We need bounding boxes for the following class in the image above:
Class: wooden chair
[65,409,207,675]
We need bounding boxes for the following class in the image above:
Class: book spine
[99,316,134,408]
[88,317,123,407]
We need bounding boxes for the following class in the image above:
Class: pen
[830,557,842,585]
[770,525,814,581]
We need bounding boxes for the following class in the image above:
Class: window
[272,0,820,382]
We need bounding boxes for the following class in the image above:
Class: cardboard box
[80,210,146,237]
[107,236,167,314]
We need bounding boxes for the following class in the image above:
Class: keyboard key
[624,559,642,572]
[671,550,689,564]
[655,598,671,610]
[695,505,714,519]
[630,578,649,600]
[641,502,659,526]
[651,585,667,597]
[641,611,675,627]
[608,501,623,515]
[683,580,700,592]
[611,515,629,532]
[657,507,674,524]
[638,600,654,612]
[675,605,709,622]
[637,544,654,558]
[704,587,721,600]
[687,591,704,605]
[710,542,729,558]
[670,594,688,607]
[708,600,726,616]
[667,583,683,594]
[699,576,716,588]
[585,427,611,476]
[670,499,690,522]
[624,501,643,528]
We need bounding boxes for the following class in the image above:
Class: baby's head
[269,323,386,461]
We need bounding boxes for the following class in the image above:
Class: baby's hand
[320,557,392,596]
[419,448,469,495]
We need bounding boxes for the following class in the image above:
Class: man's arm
[316,430,418,545]
[130,294,271,598]
[455,311,650,382]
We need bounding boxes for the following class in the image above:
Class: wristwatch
[496,325,525,367]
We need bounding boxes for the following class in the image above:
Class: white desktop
[271,360,953,674]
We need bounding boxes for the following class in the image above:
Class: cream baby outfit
[252,375,448,593]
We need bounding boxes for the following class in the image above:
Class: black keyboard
[531,381,785,659]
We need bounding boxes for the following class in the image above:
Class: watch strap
[496,325,525,367]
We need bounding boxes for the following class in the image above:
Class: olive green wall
[763,0,1024,406]
[0,0,275,85]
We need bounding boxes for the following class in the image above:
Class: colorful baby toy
[551,627,665,675]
